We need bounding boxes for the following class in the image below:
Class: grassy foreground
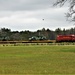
[0,45,75,74]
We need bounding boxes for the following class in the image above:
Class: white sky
[0,0,74,31]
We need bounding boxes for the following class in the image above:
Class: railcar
[56,35,75,42]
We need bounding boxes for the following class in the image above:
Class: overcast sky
[0,0,74,31]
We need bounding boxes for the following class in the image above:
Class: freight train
[29,35,75,42]
[56,35,75,42]
[0,35,75,44]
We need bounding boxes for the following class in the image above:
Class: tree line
[0,27,75,41]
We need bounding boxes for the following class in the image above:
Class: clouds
[0,0,73,31]
[0,0,52,11]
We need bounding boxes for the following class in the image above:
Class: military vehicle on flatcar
[29,36,47,41]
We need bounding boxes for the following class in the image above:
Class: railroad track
[0,40,56,44]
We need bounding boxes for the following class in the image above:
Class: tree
[54,0,75,22]
[70,28,74,34]
[55,28,62,35]
[0,28,11,41]
[62,28,66,35]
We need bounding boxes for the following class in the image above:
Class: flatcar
[56,35,75,42]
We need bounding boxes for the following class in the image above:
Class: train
[0,35,75,44]
[29,35,75,42]
[56,34,75,42]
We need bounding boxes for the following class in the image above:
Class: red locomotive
[56,35,75,42]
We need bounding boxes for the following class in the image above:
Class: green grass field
[0,45,75,75]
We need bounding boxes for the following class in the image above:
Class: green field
[0,45,75,75]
